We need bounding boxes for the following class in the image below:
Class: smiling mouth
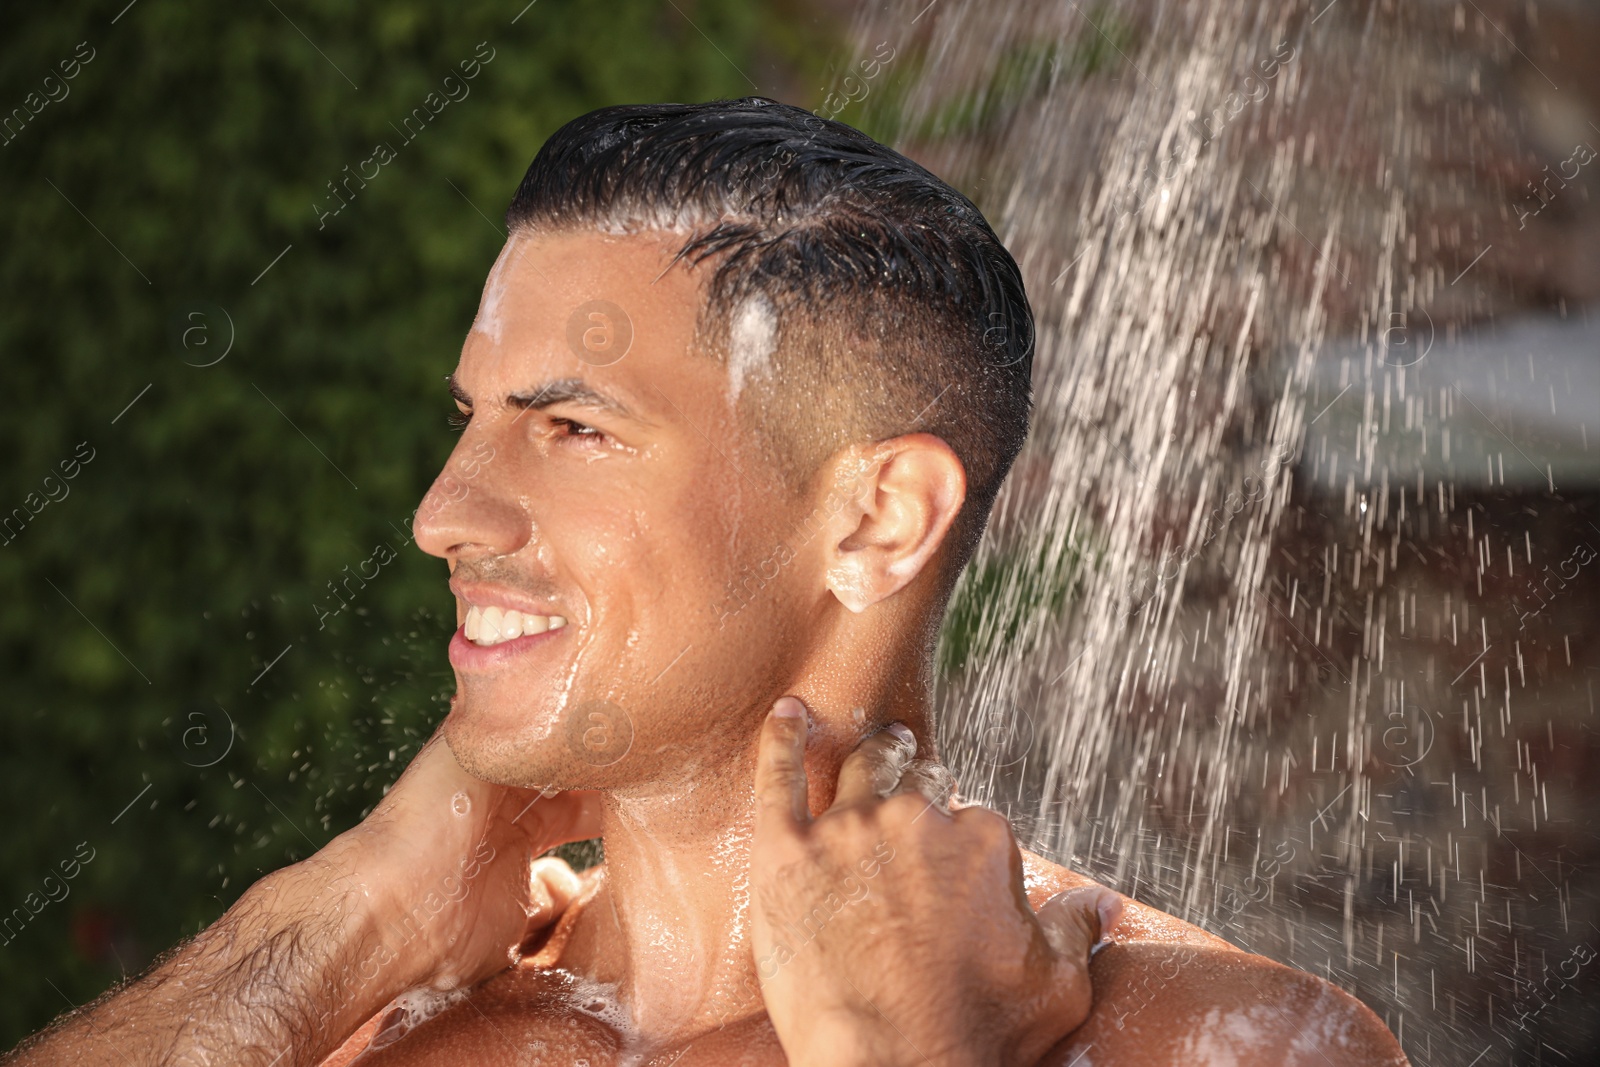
[462,604,568,647]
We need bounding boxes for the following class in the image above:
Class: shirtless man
[8,98,1406,1066]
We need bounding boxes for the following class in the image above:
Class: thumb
[1036,884,1123,963]
[519,856,587,946]
[753,697,812,841]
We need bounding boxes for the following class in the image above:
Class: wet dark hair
[506,96,1033,591]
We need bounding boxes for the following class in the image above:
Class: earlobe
[826,562,875,614]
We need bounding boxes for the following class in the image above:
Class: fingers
[833,724,917,808]
[891,758,955,809]
[519,857,588,955]
[524,856,585,930]
[1035,884,1124,963]
[754,697,811,839]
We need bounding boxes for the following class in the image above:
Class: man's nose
[412,436,531,561]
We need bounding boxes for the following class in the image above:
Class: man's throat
[548,793,770,1043]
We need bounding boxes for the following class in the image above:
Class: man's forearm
[6,742,599,1065]
[6,847,412,1067]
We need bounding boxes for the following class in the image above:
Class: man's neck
[554,662,934,1046]
[562,759,764,1041]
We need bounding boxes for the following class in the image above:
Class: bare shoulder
[1019,849,1236,949]
[1021,852,1408,1066]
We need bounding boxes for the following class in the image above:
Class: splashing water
[837,0,1600,1060]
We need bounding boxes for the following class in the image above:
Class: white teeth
[462,604,567,647]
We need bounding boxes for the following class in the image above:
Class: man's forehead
[476,228,700,309]
[474,231,705,342]
[455,228,725,418]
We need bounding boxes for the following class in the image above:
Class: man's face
[414,230,821,790]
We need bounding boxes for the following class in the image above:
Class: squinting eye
[447,411,471,432]
[552,417,602,440]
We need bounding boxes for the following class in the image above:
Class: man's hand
[6,726,600,1067]
[336,729,601,993]
[750,696,1121,1067]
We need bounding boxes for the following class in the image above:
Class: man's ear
[820,434,966,613]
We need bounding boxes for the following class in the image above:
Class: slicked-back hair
[505,96,1034,595]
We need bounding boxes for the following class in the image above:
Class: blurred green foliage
[0,0,832,1045]
[937,536,1087,678]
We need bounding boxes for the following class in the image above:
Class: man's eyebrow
[509,378,639,420]
[446,373,639,421]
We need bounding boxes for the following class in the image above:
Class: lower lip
[448,624,565,670]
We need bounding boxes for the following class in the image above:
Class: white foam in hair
[590,202,712,235]
[726,292,778,401]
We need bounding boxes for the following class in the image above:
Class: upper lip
[448,579,565,618]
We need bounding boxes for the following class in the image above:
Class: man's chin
[440,705,575,790]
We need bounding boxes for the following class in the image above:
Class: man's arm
[9,845,396,1066]
[5,736,599,1067]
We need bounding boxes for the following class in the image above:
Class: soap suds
[470,238,522,344]
[1178,1004,1281,1066]
[361,986,470,1054]
[726,293,778,402]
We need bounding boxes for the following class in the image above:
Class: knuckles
[952,805,1017,851]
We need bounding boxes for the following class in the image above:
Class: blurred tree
[0,0,834,1044]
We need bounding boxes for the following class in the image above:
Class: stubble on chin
[440,695,568,789]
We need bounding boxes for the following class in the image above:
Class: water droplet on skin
[451,791,471,816]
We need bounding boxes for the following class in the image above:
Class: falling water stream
[834,0,1600,1061]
